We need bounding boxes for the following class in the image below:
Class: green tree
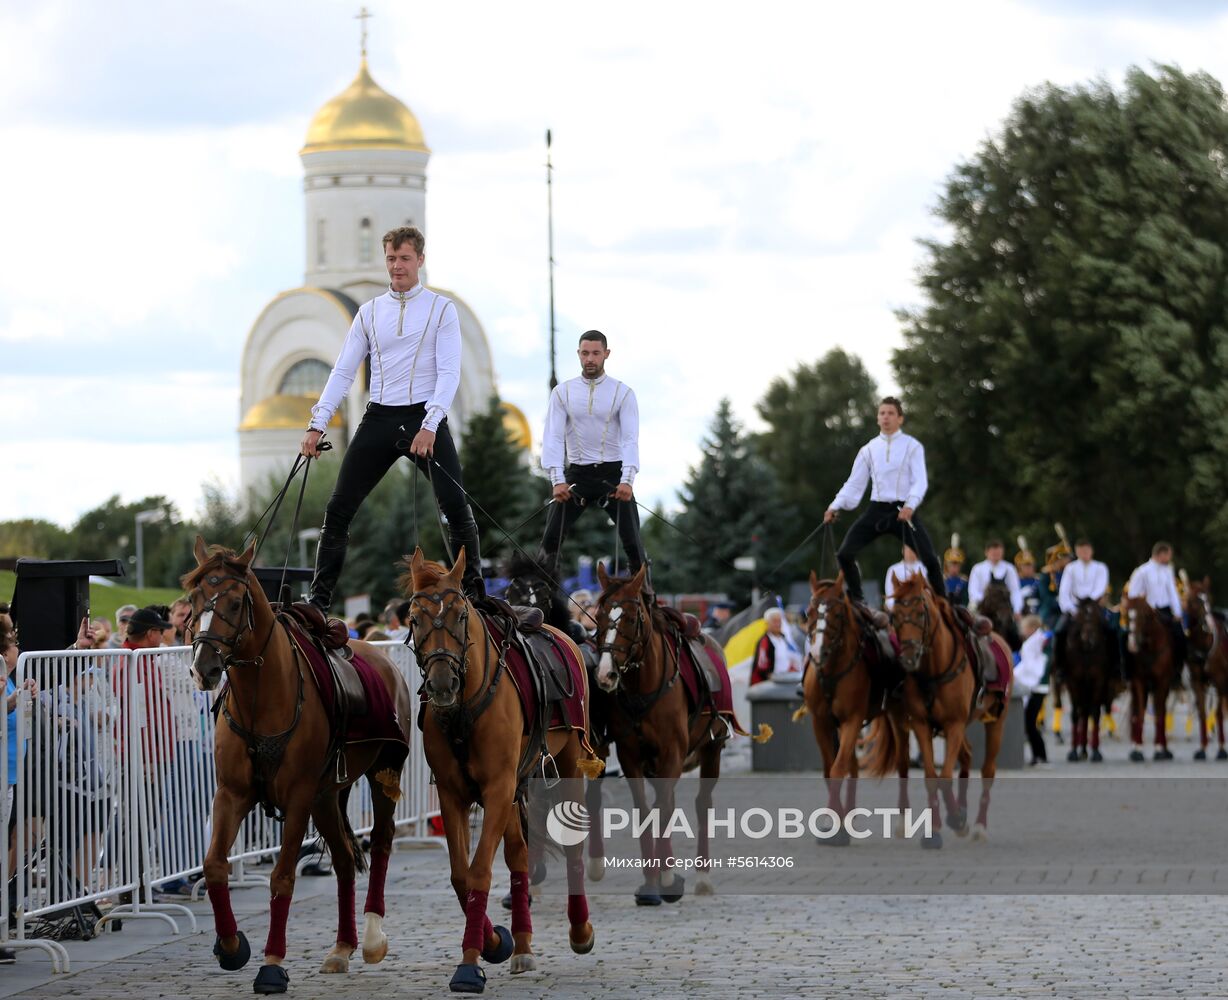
[672,399,791,604]
[0,520,72,559]
[894,65,1228,583]
[457,396,543,565]
[69,495,192,589]
[755,349,879,579]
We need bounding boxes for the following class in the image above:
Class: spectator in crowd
[1014,614,1050,767]
[751,607,804,685]
[4,610,38,896]
[89,617,112,649]
[169,599,192,645]
[363,628,391,642]
[702,601,734,636]
[569,589,598,638]
[350,612,375,640]
[382,600,411,642]
[108,604,138,648]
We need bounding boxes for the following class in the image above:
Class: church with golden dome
[238,43,531,492]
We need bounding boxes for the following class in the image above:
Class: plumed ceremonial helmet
[944,532,965,566]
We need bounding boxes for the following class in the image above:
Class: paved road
[5,704,1227,999]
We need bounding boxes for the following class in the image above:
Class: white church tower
[238,30,528,493]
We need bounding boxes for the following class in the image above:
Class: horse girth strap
[616,631,680,724]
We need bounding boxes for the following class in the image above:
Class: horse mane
[598,573,652,608]
[180,545,251,589]
[505,552,549,580]
[397,555,452,595]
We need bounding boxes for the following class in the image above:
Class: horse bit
[597,598,650,674]
[408,587,473,693]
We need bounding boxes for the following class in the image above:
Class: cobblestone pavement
[6,710,1228,999]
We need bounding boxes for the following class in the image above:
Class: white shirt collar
[878,430,902,444]
[388,282,424,301]
[581,373,608,388]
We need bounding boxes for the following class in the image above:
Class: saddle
[657,605,702,640]
[280,604,367,726]
[281,602,350,651]
[479,595,545,632]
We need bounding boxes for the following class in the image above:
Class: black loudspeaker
[251,566,314,606]
[11,559,125,652]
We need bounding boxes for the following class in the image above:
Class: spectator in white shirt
[968,540,1024,614]
[1013,615,1050,766]
[1126,541,1186,666]
[884,545,928,610]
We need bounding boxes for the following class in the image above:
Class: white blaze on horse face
[809,602,827,661]
[597,607,623,687]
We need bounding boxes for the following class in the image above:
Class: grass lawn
[0,569,186,626]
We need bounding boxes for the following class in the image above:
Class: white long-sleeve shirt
[1127,559,1183,615]
[541,375,640,486]
[1058,559,1110,614]
[309,284,460,434]
[968,559,1023,614]
[829,431,928,511]
[1014,628,1049,697]
[884,560,927,609]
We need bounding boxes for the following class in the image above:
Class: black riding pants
[1024,692,1048,763]
[314,402,482,600]
[538,462,647,579]
[836,501,943,602]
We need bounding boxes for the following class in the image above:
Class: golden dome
[239,395,345,432]
[500,401,532,450]
[302,59,428,154]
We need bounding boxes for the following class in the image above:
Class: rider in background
[1015,539,1043,617]
[884,544,927,610]
[943,535,969,608]
[968,539,1024,615]
[1126,541,1187,669]
[1054,538,1118,678]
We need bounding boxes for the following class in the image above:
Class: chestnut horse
[1124,595,1180,762]
[186,538,412,995]
[403,548,603,994]
[801,572,899,846]
[1063,598,1117,763]
[978,579,1021,651]
[863,573,1010,847]
[1184,580,1228,761]
[589,564,764,902]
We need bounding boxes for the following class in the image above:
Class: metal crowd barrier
[2,639,441,973]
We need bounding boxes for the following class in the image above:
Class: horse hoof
[1217,748,1228,761]
[1194,749,1207,761]
[361,932,388,965]
[449,963,486,994]
[1067,749,1080,763]
[569,925,595,955]
[695,877,715,896]
[1154,749,1173,762]
[971,823,988,842]
[320,948,352,974]
[946,809,967,834]
[1079,748,1088,760]
[510,953,536,974]
[1090,749,1103,763]
[213,931,251,972]
[531,860,548,884]
[954,820,970,838]
[634,885,662,906]
[1129,749,1145,763]
[587,857,605,882]
[660,875,685,903]
[921,833,943,850]
[481,925,514,965]
[252,964,290,995]
[500,891,532,911]
[820,827,851,847]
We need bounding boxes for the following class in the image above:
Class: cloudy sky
[4,0,1228,526]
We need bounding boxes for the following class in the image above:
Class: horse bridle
[597,596,650,674]
[190,570,272,670]
[807,597,848,669]
[408,586,472,692]
[891,592,932,673]
[506,575,551,610]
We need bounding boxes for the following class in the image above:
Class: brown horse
[1184,579,1228,761]
[589,563,759,902]
[403,548,603,994]
[864,573,1010,847]
[801,572,898,846]
[1124,595,1180,762]
[1063,598,1117,763]
[978,578,1021,651]
[185,537,412,995]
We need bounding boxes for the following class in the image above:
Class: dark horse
[403,548,604,993]
[503,553,573,635]
[800,572,900,846]
[1124,595,1180,762]
[979,579,1021,651]
[186,537,412,994]
[1184,579,1228,761]
[1063,599,1117,763]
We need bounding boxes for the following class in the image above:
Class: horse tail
[860,716,898,778]
[337,784,368,875]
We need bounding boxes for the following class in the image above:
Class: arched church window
[360,217,373,265]
[279,359,332,397]
[316,219,326,267]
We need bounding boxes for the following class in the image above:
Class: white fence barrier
[2,638,441,973]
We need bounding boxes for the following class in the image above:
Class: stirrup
[540,752,561,789]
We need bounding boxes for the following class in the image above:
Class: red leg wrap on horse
[364,849,390,918]
[566,856,585,895]
[337,877,357,948]
[461,889,490,953]
[207,882,238,939]
[567,893,589,926]
[1091,722,1100,750]
[510,871,532,935]
[264,894,293,959]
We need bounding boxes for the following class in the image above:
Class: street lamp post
[298,528,322,572]
[134,508,166,591]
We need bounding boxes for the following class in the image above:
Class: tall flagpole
[546,129,558,391]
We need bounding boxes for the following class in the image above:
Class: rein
[806,596,863,701]
[892,590,968,711]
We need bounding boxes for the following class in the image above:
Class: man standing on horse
[1126,541,1187,668]
[824,397,944,608]
[300,226,486,606]
[537,330,647,581]
[968,540,1024,615]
